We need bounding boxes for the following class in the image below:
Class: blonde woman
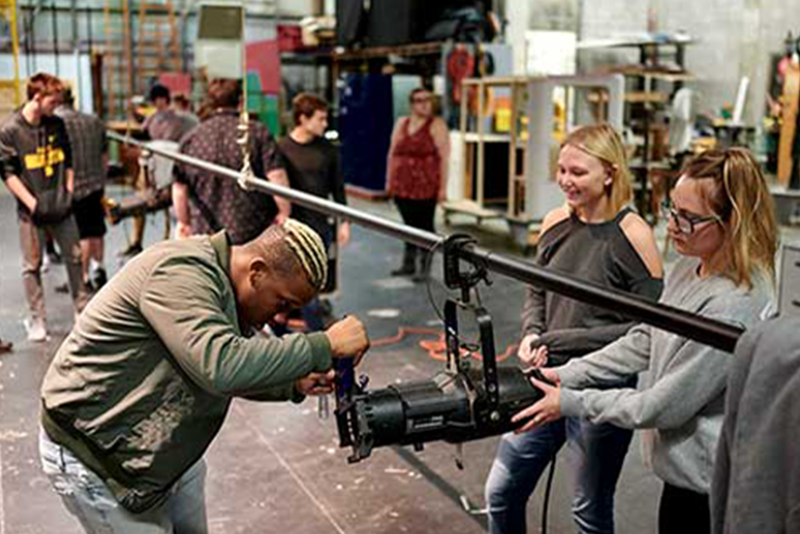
[515,148,778,534]
[485,124,664,534]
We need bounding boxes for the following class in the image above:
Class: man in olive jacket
[40,219,369,533]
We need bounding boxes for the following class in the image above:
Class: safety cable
[420,239,555,531]
[541,452,558,534]
[237,7,253,191]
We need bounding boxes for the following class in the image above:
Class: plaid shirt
[55,106,107,200]
[175,110,284,245]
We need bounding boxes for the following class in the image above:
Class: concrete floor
[1,187,798,534]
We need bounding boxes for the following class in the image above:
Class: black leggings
[395,197,436,253]
[659,482,710,534]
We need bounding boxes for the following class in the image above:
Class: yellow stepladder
[0,0,22,116]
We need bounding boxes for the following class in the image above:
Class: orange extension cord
[285,320,518,364]
[370,326,518,364]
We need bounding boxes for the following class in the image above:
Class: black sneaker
[92,267,108,290]
[412,271,430,283]
[45,240,63,264]
[118,243,143,258]
[390,264,416,277]
[54,282,70,294]
[47,250,63,265]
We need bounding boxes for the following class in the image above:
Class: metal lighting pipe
[51,0,59,75]
[108,132,744,353]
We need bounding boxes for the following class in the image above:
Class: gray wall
[579,0,800,126]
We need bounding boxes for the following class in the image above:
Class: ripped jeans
[39,429,208,534]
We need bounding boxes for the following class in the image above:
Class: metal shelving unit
[445,74,625,247]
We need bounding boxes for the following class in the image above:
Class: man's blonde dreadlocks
[242,219,328,291]
[281,219,328,291]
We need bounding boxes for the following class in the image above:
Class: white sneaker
[24,317,48,342]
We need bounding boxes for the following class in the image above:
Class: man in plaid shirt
[55,89,108,290]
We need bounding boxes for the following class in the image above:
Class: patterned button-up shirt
[55,106,107,200]
[174,110,284,245]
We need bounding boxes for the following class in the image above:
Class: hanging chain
[237,107,253,191]
[236,5,252,191]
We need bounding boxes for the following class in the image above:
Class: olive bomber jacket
[41,231,333,513]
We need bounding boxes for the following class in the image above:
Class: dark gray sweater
[521,208,663,366]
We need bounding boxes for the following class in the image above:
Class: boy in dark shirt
[279,93,349,246]
[0,73,91,341]
[278,93,350,330]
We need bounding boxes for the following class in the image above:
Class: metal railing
[108,131,744,353]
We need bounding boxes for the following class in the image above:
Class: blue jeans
[301,297,328,332]
[485,417,633,534]
[40,430,208,533]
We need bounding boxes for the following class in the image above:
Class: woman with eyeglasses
[485,124,664,534]
[386,88,450,282]
[513,148,778,534]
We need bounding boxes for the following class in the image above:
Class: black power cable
[540,453,558,534]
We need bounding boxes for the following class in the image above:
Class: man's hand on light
[325,315,369,366]
[295,370,335,396]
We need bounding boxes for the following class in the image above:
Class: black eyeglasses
[661,200,722,235]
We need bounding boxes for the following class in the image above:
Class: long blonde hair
[562,123,633,217]
[681,148,777,287]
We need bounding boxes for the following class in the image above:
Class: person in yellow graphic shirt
[0,73,91,342]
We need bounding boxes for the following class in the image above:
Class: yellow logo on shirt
[24,146,65,177]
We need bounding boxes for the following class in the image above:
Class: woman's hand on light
[511,376,562,433]
[538,367,561,385]
[518,334,547,368]
[517,333,538,363]
[528,346,548,368]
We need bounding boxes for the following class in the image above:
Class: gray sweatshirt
[0,111,73,222]
[557,257,772,493]
[711,317,800,534]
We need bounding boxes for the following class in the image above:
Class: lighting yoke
[335,235,547,464]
